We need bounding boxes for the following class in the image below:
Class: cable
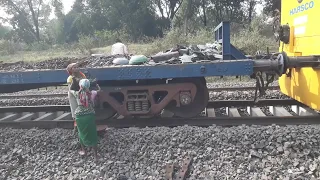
[254,72,263,102]
[253,72,275,103]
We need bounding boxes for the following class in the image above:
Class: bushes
[0,40,18,55]
[147,16,277,56]
[0,16,278,58]
[147,19,276,57]
[0,40,53,55]
[94,30,115,47]
[231,28,275,55]
[78,29,137,55]
[26,42,51,51]
[231,16,277,55]
[94,29,137,47]
[77,35,97,55]
[146,28,213,55]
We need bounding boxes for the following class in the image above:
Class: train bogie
[95,77,209,119]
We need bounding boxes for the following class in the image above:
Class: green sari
[70,90,98,147]
[75,113,98,147]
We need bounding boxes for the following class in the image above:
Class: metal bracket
[176,157,192,180]
[165,156,192,180]
[165,163,174,180]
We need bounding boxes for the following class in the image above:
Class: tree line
[0,0,280,45]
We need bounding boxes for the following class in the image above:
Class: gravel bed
[225,107,291,117]
[0,81,278,96]
[0,81,290,117]
[0,90,287,107]
[209,89,289,101]
[0,77,317,179]
[284,106,298,116]
[237,108,250,116]
[206,81,279,88]
[1,125,320,179]
[0,80,286,107]
[260,107,273,116]
[0,88,68,96]
[215,107,227,117]
[0,97,69,106]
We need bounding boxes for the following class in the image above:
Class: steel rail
[1,116,320,129]
[207,85,279,91]
[0,99,299,113]
[0,98,315,130]
[0,86,279,99]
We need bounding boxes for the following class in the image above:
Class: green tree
[44,0,65,44]
[207,0,246,24]
[66,0,159,42]
[172,0,199,35]
[0,24,11,39]
[263,0,281,15]
[0,0,51,43]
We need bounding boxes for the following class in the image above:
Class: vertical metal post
[214,21,247,60]
[222,22,232,60]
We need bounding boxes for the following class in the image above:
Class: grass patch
[0,48,84,63]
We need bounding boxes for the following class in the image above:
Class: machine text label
[290,1,314,15]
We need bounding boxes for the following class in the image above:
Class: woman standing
[69,78,100,161]
[66,63,86,132]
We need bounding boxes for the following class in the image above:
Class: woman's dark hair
[116,38,122,43]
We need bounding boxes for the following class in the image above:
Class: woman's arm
[96,84,101,91]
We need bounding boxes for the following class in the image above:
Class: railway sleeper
[0,105,318,122]
[0,100,320,129]
[203,105,320,118]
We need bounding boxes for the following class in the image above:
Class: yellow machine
[278,0,320,110]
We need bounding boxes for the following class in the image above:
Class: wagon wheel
[165,77,209,118]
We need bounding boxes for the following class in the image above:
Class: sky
[62,0,75,14]
[48,0,75,19]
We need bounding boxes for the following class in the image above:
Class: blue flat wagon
[0,22,286,119]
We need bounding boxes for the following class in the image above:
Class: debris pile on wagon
[149,42,222,64]
[0,42,223,71]
[90,42,223,66]
[0,57,85,71]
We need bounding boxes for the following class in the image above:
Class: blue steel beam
[0,60,253,85]
[214,22,247,60]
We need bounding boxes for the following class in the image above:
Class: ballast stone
[2,125,320,179]
[0,81,285,107]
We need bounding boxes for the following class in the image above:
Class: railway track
[0,98,319,129]
[0,85,280,99]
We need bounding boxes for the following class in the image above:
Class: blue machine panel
[214,22,247,60]
[0,60,253,85]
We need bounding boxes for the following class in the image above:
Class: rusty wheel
[165,77,209,118]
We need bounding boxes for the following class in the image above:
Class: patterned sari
[70,90,98,147]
